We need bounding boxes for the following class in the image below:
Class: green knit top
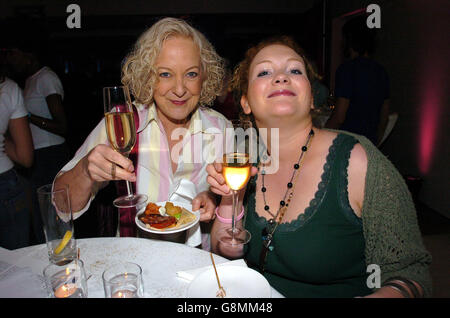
[242,130,432,297]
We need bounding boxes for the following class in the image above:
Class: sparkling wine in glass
[222,153,251,192]
[103,86,147,208]
[217,120,253,246]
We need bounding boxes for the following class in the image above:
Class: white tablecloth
[0,237,283,298]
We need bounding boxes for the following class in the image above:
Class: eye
[186,71,198,78]
[159,72,171,78]
[257,70,270,77]
[290,69,303,75]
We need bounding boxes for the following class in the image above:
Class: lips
[171,100,187,105]
[268,90,296,98]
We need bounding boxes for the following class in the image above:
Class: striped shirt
[59,103,230,221]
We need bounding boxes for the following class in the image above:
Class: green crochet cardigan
[332,130,432,297]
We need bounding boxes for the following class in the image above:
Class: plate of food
[135,201,200,234]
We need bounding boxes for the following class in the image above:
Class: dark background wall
[1,0,448,218]
[327,0,450,218]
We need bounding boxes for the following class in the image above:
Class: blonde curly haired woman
[54,17,230,248]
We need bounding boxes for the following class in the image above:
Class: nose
[173,76,187,98]
[273,72,290,84]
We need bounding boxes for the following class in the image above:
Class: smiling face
[153,36,203,128]
[241,44,314,127]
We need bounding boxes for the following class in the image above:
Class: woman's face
[153,36,203,126]
[241,44,313,125]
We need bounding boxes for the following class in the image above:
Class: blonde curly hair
[121,17,224,106]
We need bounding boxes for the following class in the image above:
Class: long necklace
[259,129,314,273]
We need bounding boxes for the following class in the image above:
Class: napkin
[169,179,197,206]
[168,179,201,247]
[176,259,247,282]
[0,261,47,298]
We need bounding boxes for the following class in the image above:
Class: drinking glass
[37,184,77,265]
[102,261,144,298]
[217,119,254,246]
[103,86,147,208]
[43,259,88,298]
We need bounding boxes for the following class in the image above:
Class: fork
[210,252,226,298]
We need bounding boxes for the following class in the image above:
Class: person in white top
[7,46,70,243]
[0,53,34,248]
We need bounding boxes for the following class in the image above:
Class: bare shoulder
[347,142,368,216]
[349,142,368,171]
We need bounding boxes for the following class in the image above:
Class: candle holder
[102,261,144,298]
[43,259,88,298]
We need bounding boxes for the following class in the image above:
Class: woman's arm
[365,278,424,298]
[347,137,428,297]
[29,93,68,136]
[5,116,34,167]
[54,144,136,213]
[355,134,432,297]
[207,162,258,258]
[210,195,246,259]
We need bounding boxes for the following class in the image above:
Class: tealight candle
[44,260,87,298]
[54,283,77,298]
[112,289,137,298]
[102,262,143,298]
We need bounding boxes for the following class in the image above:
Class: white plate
[187,265,271,298]
[135,201,200,234]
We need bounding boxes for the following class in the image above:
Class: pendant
[266,219,276,233]
[262,232,274,251]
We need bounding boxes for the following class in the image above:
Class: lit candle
[112,289,137,298]
[54,283,77,298]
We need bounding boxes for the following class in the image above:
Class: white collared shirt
[58,104,231,245]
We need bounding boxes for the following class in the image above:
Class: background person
[6,44,70,244]
[325,16,390,145]
[0,50,34,249]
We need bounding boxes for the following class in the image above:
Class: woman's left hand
[192,191,217,222]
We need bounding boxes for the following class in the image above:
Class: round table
[8,237,283,298]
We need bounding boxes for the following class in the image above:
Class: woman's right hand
[81,144,136,183]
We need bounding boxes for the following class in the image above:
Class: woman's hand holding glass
[207,162,258,198]
[81,144,136,183]
[207,119,258,248]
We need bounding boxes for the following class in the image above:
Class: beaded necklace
[259,129,314,273]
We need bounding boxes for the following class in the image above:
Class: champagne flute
[103,86,147,208]
[217,119,253,246]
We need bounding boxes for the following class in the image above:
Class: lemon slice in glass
[54,230,72,255]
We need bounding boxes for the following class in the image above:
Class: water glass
[102,261,144,298]
[37,184,77,265]
[43,259,88,298]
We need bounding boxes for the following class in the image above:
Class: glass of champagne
[217,119,254,246]
[103,86,147,208]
